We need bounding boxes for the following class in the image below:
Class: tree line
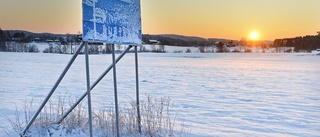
[142,34,214,46]
[1,28,319,52]
[273,34,320,52]
[0,29,81,52]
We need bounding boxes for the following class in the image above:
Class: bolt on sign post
[21,0,142,136]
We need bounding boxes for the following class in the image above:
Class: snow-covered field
[1,51,320,136]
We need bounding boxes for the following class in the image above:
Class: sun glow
[250,31,259,40]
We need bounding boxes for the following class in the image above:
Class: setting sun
[250,32,259,40]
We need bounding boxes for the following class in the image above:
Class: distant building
[34,38,41,42]
[149,40,160,45]
[46,39,54,43]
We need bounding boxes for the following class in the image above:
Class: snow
[82,0,142,45]
[1,51,320,137]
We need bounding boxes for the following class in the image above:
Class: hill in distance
[157,34,274,45]
[4,29,273,46]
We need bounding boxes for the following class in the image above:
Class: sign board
[82,0,142,45]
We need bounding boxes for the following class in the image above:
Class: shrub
[185,48,191,53]
[5,95,189,136]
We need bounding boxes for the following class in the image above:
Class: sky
[0,0,320,40]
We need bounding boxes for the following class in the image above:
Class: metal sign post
[84,42,93,137]
[135,46,142,134]
[112,44,120,136]
[20,42,85,136]
[55,46,132,124]
[20,0,142,136]
[82,0,142,136]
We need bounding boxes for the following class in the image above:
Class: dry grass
[5,95,190,136]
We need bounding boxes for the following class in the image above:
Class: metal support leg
[135,46,141,134]
[20,42,85,136]
[85,42,93,137]
[56,45,132,124]
[112,44,120,137]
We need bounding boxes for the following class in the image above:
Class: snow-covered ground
[1,51,320,136]
[32,42,201,53]
[21,42,297,54]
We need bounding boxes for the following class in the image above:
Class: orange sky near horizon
[1,0,319,41]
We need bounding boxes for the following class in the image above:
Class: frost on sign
[82,0,142,45]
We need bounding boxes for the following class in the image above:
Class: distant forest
[0,30,216,46]
[1,28,319,52]
[273,35,320,52]
[0,29,80,44]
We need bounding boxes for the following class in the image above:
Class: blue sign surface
[82,0,142,45]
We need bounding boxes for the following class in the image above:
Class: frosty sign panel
[82,0,142,45]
